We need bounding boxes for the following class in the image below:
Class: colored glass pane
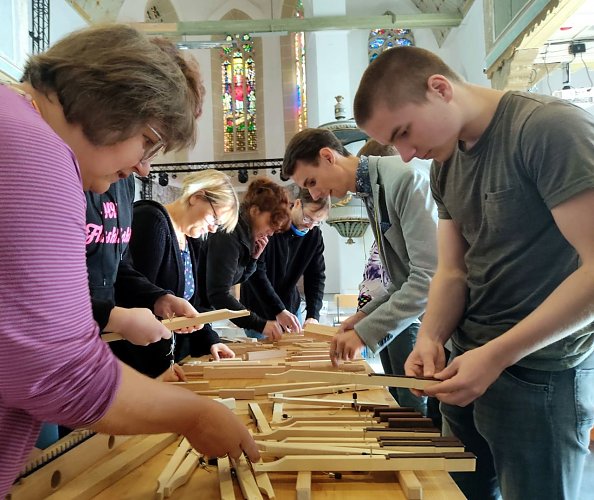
[221,34,257,153]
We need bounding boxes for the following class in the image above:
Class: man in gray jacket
[282,128,437,413]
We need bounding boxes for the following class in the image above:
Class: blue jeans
[442,346,594,500]
[378,323,427,415]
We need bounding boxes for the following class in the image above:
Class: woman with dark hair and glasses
[197,178,292,340]
[241,188,330,339]
[122,170,240,378]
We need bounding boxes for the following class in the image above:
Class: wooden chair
[333,294,359,326]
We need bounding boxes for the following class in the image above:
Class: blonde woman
[122,170,240,377]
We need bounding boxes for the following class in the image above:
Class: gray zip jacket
[355,155,438,352]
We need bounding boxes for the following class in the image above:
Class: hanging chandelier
[325,217,370,244]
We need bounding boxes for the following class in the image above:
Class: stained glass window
[368,29,414,63]
[294,0,307,131]
[221,33,257,153]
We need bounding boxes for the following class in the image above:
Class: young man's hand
[424,344,506,407]
[330,329,365,367]
[337,310,366,333]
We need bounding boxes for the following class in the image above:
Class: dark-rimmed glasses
[205,196,220,227]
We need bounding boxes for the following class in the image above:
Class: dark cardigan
[196,210,268,332]
[112,200,220,378]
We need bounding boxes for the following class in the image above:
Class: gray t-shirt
[431,91,594,370]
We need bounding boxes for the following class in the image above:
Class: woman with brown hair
[197,178,292,340]
[0,24,258,494]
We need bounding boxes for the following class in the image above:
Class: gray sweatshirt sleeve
[355,165,437,352]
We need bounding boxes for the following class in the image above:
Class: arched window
[368,29,414,63]
[294,0,307,131]
[221,34,257,153]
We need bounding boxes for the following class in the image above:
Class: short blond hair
[180,170,239,232]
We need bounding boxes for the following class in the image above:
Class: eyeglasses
[205,196,220,227]
[301,203,322,227]
[141,124,166,164]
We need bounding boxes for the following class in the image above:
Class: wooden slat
[102,309,250,342]
[248,403,273,434]
[270,395,391,408]
[396,470,423,500]
[245,349,287,361]
[296,471,311,500]
[9,434,130,500]
[203,365,288,379]
[155,437,192,500]
[163,450,201,497]
[234,455,263,500]
[266,369,439,390]
[45,434,177,499]
[252,453,476,473]
[218,456,236,500]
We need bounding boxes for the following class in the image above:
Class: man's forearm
[418,269,467,344]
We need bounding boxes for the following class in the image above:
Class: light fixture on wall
[158,172,169,187]
[238,168,249,183]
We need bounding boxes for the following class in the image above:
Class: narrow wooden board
[296,471,311,500]
[163,450,201,497]
[102,309,250,342]
[9,434,130,500]
[168,380,210,391]
[245,349,287,361]
[44,433,177,500]
[234,455,263,500]
[155,437,192,500]
[203,365,288,379]
[252,453,476,473]
[270,395,391,408]
[284,360,366,371]
[254,428,441,441]
[396,470,423,500]
[248,403,273,434]
[252,381,327,396]
[265,369,439,390]
[271,384,373,398]
[162,309,250,330]
[217,456,236,500]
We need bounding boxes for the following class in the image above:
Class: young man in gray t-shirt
[353,46,594,500]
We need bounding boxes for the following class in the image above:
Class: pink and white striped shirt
[0,85,121,495]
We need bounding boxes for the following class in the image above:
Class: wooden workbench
[15,339,467,499]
